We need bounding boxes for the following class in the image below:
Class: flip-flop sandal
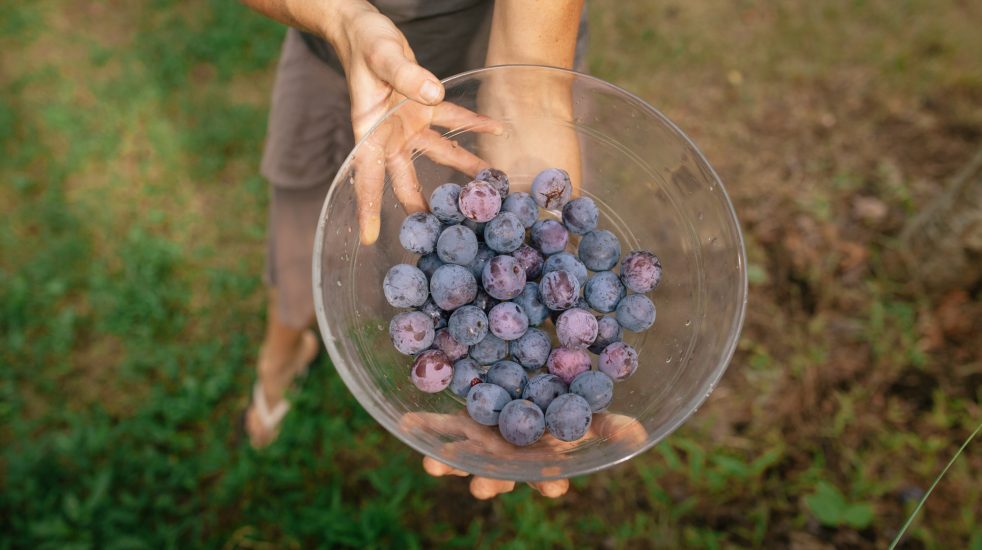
[241,330,320,449]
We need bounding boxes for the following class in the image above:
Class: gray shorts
[261,12,587,329]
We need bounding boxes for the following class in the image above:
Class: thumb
[370,40,444,105]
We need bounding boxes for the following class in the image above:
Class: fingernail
[420,80,442,104]
[360,216,380,245]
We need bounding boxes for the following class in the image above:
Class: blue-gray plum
[483,211,525,253]
[513,282,550,326]
[545,393,592,442]
[383,264,428,308]
[570,370,614,412]
[449,358,485,397]
[447,305,488,346]
[429,264,478,311]
[466,383,511,426]
[561,197,599,235]
[530,219,569,255]
[578,229,621,271]
[436,224,479,265]
[481,254,526,300]
[501,192,538,228]
[475,167,509,198]
[469,333,508,364]
[588,316,623,354]
[467,243,495,280]
[584,271,626,313]
[399,212,442,254]
[542,252,588,286]
[511,244,544,280]
[429,183,464,224]
[522,373,568,412]
[498,399,545,446]
[615,294,656,332]
[416,253,445,279]
[485,360,529,399]
[509,327,552,370]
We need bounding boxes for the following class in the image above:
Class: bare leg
[246,288,318,448]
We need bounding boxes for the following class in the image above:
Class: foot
[245,329,319,448]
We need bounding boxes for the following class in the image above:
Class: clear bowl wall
[314,65,746,481]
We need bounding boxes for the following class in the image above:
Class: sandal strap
[252,382,291,431]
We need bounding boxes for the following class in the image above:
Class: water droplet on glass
[697,212,704,221]
[377,324,383,331]
[684,319,691,327]
[665,356,672,364]
[336,280,342,287]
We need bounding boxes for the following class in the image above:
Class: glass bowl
[313,65,746,482]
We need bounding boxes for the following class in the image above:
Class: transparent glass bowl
[314,65,746,481]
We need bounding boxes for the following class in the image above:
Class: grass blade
[889,420,981,549]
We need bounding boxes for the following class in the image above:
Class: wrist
[314,0,377,71]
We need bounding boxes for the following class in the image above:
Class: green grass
[2,0,980,548]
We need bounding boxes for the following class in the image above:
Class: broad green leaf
[804,482,845,526]
[843,503,874,529]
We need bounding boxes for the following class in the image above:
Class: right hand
[327,4,503,244]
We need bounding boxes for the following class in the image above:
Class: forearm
[485,0,584,68]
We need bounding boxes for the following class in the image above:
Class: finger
[590,413,648,447]
[422,456,469,478]
[371,40,444,105]
[412,129,490,178]
[386,146,428,215]
[432,102,505,135]
[354,132,388,245]
[470,477,516,500]
[536,432,586,453]
[528,479,570,498]
[399,411,475,437]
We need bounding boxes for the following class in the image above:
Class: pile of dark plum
[383,167,662,447]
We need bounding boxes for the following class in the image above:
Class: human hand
[475,68,583,196]
[326,4,503,244]
[400,409,648,500]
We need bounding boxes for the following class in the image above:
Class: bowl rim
[313,64,748,481]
